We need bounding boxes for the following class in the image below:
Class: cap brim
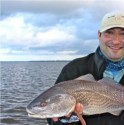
[99,25,124,32]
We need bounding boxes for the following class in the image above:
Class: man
[47,11,124,125]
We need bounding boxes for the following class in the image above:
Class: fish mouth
[27,111,55,119]
[28,112,36,116]
[26,108,36,116]
[26,107,50,118]
[26,108,44,118]
[28,113,46,119]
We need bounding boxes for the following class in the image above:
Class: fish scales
[56,80,124,115]
[58,80,124,102]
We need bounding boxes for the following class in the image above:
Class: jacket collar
[94,47,106,78]
[94,47,124,85]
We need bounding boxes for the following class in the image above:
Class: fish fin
[75,74,96,82]
[98,77,118,84]
[110,110,122,116]
[98,77,124,91]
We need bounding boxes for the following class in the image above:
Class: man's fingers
[52,103,83,123]
[75,103,84,114]
[53,117,59,122]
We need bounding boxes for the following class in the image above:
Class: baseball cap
[99,11,124,32]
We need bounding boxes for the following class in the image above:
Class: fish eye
[40,102,47,107]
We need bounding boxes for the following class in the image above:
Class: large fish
[26,74,124,125]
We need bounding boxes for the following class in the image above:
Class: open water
[1,61,68,125]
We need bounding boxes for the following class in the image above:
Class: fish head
[26,86,76,118]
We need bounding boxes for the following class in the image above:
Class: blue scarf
[98,47,124,71]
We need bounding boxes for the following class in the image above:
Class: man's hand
[53,117,59,122]
[75,103,84,114]
[53,103,84,122]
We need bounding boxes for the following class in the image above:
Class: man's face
[98,28,124,61]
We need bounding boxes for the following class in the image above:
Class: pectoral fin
[110,110,122,116]
[75,74,95,82]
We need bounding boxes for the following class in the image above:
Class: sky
[1,0,124,61]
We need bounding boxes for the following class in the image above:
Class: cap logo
[100,11,124,32]
[106,15,124,26]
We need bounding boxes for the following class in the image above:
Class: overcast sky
[1,0,124,61]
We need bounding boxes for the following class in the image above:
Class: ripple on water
[1,61,68,125]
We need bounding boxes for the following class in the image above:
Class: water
[1,61,69,125]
